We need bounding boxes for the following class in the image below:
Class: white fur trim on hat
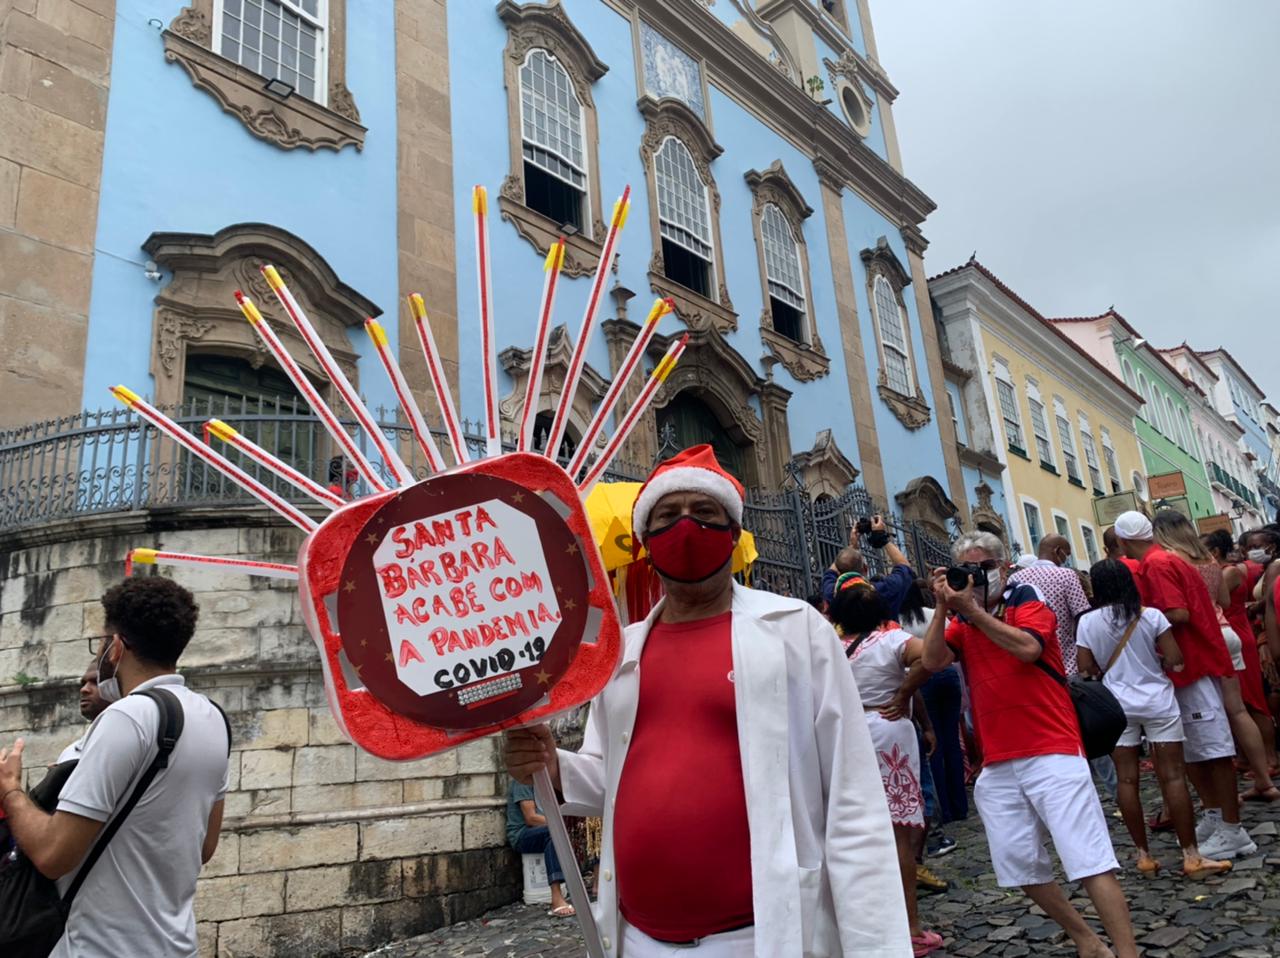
[633,466,744,537]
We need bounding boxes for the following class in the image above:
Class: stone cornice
[610,0,934,230]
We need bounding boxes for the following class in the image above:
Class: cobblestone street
[368,779,1279,958]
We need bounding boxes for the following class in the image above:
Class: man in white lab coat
[505,445,910,957]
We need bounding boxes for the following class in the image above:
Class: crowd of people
[3,439,1279,957]
[507,445,1280,957]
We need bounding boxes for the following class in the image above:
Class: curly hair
[101,576,200,667]
[1202,529,1235,560]
[829,582,890,637]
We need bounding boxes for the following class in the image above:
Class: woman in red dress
[1204,530,1278,791]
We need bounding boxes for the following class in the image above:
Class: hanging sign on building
[1147,471,1188,500]
[1196,513,1234,535]
[1093,489,1138,527]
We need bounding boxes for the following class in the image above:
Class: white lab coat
[558,583,912,957]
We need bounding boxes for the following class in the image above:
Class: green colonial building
[1052,311,1214,519]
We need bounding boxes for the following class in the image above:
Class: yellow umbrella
[584,482,758,576]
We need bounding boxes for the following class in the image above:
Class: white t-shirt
[843,627,912,708]
[53,674,230,958]
[1076,606,1177,722]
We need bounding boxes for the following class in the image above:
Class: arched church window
[872,274,913,396]
[519,50,587,232]
[760,204,807,343]
[498,2,608,274]
[655,137,715,299]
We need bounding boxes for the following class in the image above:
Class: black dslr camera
[945,563,987,591]
[854,517,873,536]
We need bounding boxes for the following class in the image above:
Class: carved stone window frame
[141,223,380,408]
[162,3,364,152]
[824,50,874,139]
[744,161,829,382]
[791,428,859,500]
[498,324,609,451]
[639,95,737,335]
[861,237,931,430]
[496,0,609,279]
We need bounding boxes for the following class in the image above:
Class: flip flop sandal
[1147,811,1175,832]
[912,931,944,956]
[1136,858,1161,876]
[1239,786,1280,803]
[548,905,576,918]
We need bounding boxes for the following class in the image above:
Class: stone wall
[0,511,522,957]
[0,0,115,427]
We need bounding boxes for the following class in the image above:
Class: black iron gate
[742,483,955,598]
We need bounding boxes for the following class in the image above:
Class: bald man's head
[1039,534,1072,566]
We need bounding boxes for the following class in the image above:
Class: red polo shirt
[1134,545,1233,687]
[945,583,1081,764]
[612,612,753,941]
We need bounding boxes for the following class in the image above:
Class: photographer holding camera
[821,515,916,617]
[921,531,1136,958]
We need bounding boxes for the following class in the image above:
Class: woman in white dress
[1075,559,1231,878]
[830,573,941,957]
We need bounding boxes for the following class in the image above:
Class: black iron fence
[0,401,953,597]
[0,398,647,531]
[741,478,955,598]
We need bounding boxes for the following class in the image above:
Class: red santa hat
[632,444,745,538]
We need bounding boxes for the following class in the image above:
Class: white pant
[974,753,1119,887]
[621,922,754,956]
[1174,676,1234,763]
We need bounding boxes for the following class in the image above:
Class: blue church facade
[3,0,971,537]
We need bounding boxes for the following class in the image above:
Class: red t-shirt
[612,612,753,941]
[945,583,1081,764]
[1134,545,1234,687]
[1119,556,1141,575]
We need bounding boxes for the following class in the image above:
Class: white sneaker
[1199,823,1258,860]
[1195,809,1222,844]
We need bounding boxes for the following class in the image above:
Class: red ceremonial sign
[298,453,622,760]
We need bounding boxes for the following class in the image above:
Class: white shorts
[621,921,754,956]
[1222,626,1246,672]
[974,753,1119,887]
[1174,676,1235,763]
[1116,712,1184,748]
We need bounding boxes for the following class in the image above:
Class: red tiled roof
[1156,344,1215,394]
[927,258,1144,406]
[1194,347,1267,400]
[1041,313,1197,396]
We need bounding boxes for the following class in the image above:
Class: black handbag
[1033,661,1127,760]
[0,688,184,957]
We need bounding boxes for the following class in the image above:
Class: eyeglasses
[977,559,1002,571]
[85,633,117,655]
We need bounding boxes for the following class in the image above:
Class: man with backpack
[0,576,230,957]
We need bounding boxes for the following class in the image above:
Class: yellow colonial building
[930,260,1145,563]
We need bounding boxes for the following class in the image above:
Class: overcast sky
[872,0,1280,403]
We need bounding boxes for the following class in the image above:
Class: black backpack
[0,688,188,957]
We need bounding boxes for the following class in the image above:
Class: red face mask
[644,516,736,583]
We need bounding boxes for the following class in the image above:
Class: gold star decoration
[564,598,577,611]
[360,638,367,648]
[511,490,525,503]
[365,532,379,545]
[565,542,579,555]
[343,580,356,593]
[535,669,551,685]
[384,652,394,663]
